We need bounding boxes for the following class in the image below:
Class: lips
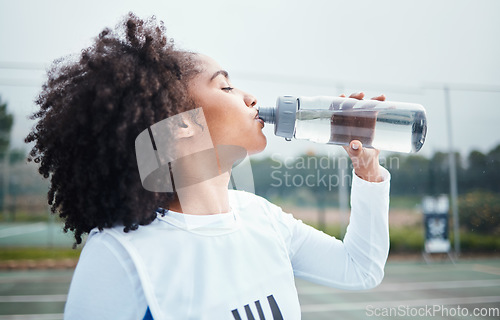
[254,112,265,128]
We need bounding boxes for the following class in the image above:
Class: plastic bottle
[258,95,427,153]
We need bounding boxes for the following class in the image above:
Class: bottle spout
[257,106,276,124]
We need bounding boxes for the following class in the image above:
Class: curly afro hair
[25,13,200,245]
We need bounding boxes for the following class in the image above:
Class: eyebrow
[210,70,229,81]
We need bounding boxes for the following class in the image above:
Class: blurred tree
[0,96,13,153]
[459,191,500,235]
[428,151,464,195]
[464,150,487,192]
[0,96,13,213]
[486,145,500,192]
[249,144,500,206]
[386,153,430,196]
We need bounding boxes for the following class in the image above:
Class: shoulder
[86,220,172,259]
[65,230,147,319]
[227,190,296,230]
[80,229,135,273]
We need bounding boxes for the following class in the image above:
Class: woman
[27,13,390,320]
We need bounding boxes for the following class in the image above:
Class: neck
[166,145,246,215]
[169,170,231,215]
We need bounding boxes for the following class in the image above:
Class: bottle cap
[274,95,297,139]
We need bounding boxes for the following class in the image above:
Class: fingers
[343,140,383,182]
[339,92,386,101]
[349,92,365,100]
[342,140,363,157]
[371,94,386,101]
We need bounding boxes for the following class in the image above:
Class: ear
[175,115,199,139]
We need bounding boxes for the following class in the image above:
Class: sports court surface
[0,223,499,319]
[0,259,498,319]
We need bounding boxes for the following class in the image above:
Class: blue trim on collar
[143,306,153,320]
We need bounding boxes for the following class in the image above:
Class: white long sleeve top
[64,167,390,320]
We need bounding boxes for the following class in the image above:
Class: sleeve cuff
[352,166,391,185]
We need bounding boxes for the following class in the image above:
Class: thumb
[343,140,362,157]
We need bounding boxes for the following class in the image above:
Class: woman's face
[187,55,267,155]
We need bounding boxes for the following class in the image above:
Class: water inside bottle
[295,108,426,153]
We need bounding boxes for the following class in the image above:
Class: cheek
[206,113,246,146]
[202,101,239,129]
[198,95,255,144]
[200,107,232,142]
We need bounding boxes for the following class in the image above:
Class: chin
[247,136,267,155]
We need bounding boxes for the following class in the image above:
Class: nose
[244,92,257,108]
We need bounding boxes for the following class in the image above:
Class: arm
[273,166,390,290]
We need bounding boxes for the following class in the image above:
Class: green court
[0,222,75,248]
[0,258,499,319]
[298,259,500,319]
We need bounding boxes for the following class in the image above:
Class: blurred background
[0,0,499,319]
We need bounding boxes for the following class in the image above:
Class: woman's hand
[341,92,385,183]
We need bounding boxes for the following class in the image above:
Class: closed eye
[222,87,234,92]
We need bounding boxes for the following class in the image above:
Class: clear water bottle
[258,96,427,153]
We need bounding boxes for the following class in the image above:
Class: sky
[1,0,500,161]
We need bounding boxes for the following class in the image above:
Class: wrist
[354,165,383,182]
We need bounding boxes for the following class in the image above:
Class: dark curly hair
[25,13,200,245]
